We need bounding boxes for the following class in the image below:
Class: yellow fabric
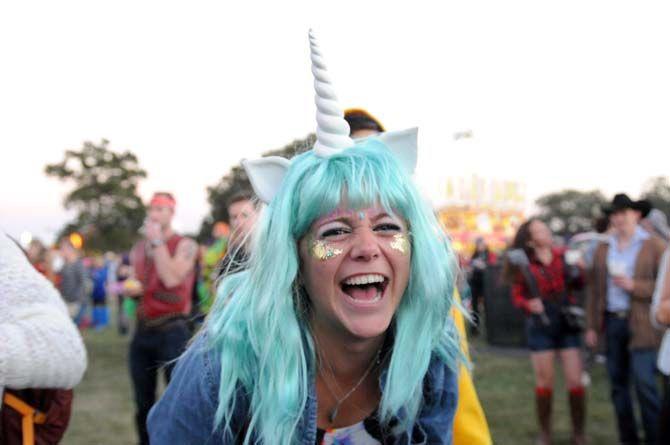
[452,289,492,445]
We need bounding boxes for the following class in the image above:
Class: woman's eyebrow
[315,214,355,226]
[370,211,398,222]
[315,209,398,226]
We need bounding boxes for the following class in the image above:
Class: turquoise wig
[206,137,461,443]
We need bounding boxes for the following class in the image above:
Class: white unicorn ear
[241,157,291,204]
[375,127,418,174]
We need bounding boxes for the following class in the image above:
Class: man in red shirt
[127,192,198,445]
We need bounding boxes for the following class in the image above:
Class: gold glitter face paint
[309,238,343,261]
[390,233,410,255]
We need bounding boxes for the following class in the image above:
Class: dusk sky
[2,1,669,244]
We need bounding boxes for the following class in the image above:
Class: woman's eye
[375,223,402,232]
[321,227,350,238]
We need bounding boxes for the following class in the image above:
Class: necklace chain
[314,335,382,424]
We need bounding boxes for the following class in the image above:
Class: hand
[612,276,634,292]
[585,329,598,349]
[656,299,670,325]
[527,298,545,314]
[145,221,163,243]
[574,257,587,269]
[122,278,144,298]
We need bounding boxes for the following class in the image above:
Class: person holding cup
[585,193,666,445]
[505,218,586,445]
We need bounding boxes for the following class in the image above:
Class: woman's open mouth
[340,273,389,304]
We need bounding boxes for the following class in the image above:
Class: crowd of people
[3,31,670,445]
[487,193,670,445]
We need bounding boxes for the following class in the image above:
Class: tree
[198,134,316,241]
[535,189,608,238]
[45,139,147,252]
[640,176,670,219]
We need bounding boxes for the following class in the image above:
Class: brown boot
[535,388,553,445]
[569,388,586,445]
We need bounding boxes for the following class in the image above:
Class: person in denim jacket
[148,31,461,444]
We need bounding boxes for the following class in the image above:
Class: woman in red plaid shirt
[505,218,586,445]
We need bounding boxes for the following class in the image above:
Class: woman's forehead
[313,206,401,226]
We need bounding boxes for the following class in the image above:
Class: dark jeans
[129,319,191,445]
[659,376,670,444]
[605,313,661,445]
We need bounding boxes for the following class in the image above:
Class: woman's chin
[340,314,393,340]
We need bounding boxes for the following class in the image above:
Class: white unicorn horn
[309,30,354,157]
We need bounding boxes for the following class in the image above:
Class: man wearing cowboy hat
[585,193,666,444]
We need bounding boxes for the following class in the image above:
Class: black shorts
[525,310,582,352]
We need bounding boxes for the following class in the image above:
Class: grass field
[61,326,619,444]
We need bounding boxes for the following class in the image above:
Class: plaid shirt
[512,247,582,313]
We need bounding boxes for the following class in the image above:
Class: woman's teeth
[341,274,386,302]
[342,274,384,286]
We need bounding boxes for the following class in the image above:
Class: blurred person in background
[89,255,109,330]
[634,198,670,242]
[582,214,612,269]
[26,238,62,291]
[641,208,670,243]
[0,232,87,444]
[468,237,494,337]
[455,252,472,308]
[343,107,385,139]
[58,237,90,328]
[505,218,586,445]
[215,191,259,280]
[197,221,229,314]
[45,245,64,288]
[113,253,133,335]
[26,238,48,276]
[343,106,492,445]
[104,252,118,318]
[104,251,123,334]
[585,193,666,445]
[634,199,652,224]
[651,243,670,443]
[127,192,198,445]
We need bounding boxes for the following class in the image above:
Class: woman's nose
[349,228,381,261]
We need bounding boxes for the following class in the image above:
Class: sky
[2,1,669,244]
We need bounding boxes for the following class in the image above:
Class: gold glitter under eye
[310,239,343,261]
[390,233,410,255]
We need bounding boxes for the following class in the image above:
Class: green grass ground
[470,341,617,444]
[62,327,619,444]
[61,328,136,445]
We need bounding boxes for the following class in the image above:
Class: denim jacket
[148,333,458,444]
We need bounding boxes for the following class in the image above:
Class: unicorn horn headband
[309,29,355,156]
[243,30,419,204]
